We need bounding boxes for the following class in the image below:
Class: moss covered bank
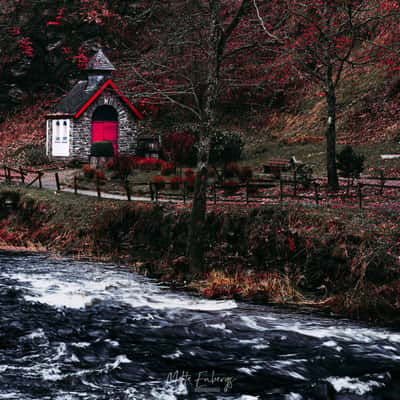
[0,185,399,325]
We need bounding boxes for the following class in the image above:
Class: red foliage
[184,174,196,190]
[184,168,194,177]
[82,164,95,179]
[161,162,175,176]
[161,132,196,164]
[18,37,34,57]
[8,27,21,36]
[136,157,168,171]
[288,236,296,252]
[169,175,183,189]
[110,155,137,176]
[95,170,106,180]
[151,175,166,189]
[73,48,88,70]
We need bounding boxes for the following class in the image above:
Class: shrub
[209,130,244,165]
[90,141,114,157]
[184,168,195,177]
[82,164,95,179]
[169,176,182,190]
[161,131,196,165]
[240,166,253,182]
[137,157,164,171]
[151,175,166,190]
[111,155,136,179]
[105,158,116,170]
[24,145,50,166]
[336,145,365,180]
[95,170,106,180]
[161,163,175,176]
[224,162,240,178]
[184,174,196,191]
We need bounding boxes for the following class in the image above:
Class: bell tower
[85,49,116,90]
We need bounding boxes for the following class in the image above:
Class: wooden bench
[263,159,293,176]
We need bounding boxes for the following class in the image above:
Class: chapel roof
[55,80,100,114]
[52,50,142,119]
[85,49,116,71]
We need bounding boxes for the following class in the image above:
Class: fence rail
[0,165,43,188]
[1,165,399,210]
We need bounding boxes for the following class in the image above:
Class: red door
[92,122,118,155]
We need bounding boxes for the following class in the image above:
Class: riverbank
[0,185,399,325]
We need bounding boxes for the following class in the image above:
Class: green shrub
[90,141,114,157]
[82,164,95,179]
[209,130,244,165]
[17,145,49,166]
[336,145,365,179]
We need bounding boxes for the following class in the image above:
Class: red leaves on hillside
[18,37,34,58]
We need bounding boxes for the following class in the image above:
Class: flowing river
[0,251,400,399]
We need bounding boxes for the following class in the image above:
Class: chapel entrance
[91,105,118,155]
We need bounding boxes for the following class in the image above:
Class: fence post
[346,178,351,197]
[279,172,283,203]
[155,185,159,203]
[183,182,186,204]
[3,166,7,183]
[149,182,154,201]
[20,167,25,184]
[125,181,131,201]
[38,172,42,189]
[6,167,11,183]
[293,168,297,197]
[55,172,61,191]
[358,183,363,209]
[213,183,216,205]
[314,182,319,205]
[379,169,385,196]
[246,182,249,204]
[96,178,101,199]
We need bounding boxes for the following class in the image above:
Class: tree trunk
[186,0,222,274]
[186,135,210,275]
[325,76,339,190]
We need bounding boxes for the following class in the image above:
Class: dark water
[0,252,400,399]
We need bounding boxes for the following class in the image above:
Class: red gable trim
[74,79,143,119]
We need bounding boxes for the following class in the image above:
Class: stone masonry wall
[71,89,139,161]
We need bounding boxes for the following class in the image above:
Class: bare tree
[253,0,400,189]
[128,0,251,273]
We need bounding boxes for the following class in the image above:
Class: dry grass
[198,269,305,303]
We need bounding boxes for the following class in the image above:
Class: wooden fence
[0,166,43,188]
[1,165,400,209]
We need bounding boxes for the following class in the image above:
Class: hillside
[1,0,400,174]
[1,62,400,175]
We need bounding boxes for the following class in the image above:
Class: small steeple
[85,49,116,90]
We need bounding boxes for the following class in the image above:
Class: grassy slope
[0,185,399,324]
[240,66,400,175]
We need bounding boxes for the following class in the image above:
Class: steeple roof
[85,49,116,72]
